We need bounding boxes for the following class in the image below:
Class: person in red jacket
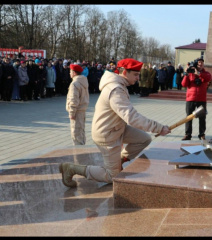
[181,57,211,141]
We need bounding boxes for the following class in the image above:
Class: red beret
[20,60,26,64]
[117,58,143,71]
[70,64,83,73]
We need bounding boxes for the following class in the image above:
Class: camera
[186,59,198,73]
[186,65,195,73]
[186,59,202,86]
[194,78,202,86]
[193,59,198,68]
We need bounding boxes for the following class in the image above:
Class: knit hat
[35,59,41,64]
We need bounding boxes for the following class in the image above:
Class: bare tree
[120,20,141,59]
[84,6,106,62]
[11,5,41,48]
[57,5,88,60]
[106,9,129,60]
[0,4,20,47]
[0,4,175,62]
[43,5,67,59]
[85,7,109,63]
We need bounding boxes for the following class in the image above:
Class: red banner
[0,48,46,59]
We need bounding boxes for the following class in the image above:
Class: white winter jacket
[92,71,163,144]
[66,75,89,117]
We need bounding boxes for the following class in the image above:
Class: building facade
[175,42,206,70]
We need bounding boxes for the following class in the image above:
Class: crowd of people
[125,60,192,97]
[0,54,211,103]
[0,55,120,101]
[132,61,183,97]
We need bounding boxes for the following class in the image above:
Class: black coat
[95,69,103,81]
[62,67,71,84]
[0,63,3,84]
[38,67,47,82]
[158,67,168,83]
[27,64,38,82]
[55,63,63,80]
[87,66,97,83]
[2,63,15,87]
[167,65,175,80]
[175,67,184,84]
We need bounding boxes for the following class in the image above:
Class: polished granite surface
[1,143,212,236]
[114,142,212,209]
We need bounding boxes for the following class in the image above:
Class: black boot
[182,135,192,141]
[198,134,205,140]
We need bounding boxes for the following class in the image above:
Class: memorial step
[113,141,212,209]
[147,89,212,102]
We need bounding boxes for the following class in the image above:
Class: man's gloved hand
[159,125,171,136]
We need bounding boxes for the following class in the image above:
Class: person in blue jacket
[81,63,89,77]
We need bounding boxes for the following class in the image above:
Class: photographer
[181,57,211,141]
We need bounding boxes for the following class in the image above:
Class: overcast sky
[93,4,211,51]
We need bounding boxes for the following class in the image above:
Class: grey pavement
[1,94,212,171]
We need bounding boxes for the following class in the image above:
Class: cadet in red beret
[117,58,143,71]
[70,64,83,73]
[59,58,171,188]
[63,63,89,148]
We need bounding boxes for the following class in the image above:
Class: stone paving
[1,93,212,171]
[1,93,212,236]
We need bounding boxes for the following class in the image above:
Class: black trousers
[158,82,165,91]
[46,87,54,97]
[33,81,41,99]
[139,87,149,96]
[177,83,182,90]
[19,85,27,100]
[168,77,173,89]
[185,101,207,138]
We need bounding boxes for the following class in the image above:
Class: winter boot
[181,135,192,141]
[59,163,87,188]
[198,134,206,140]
